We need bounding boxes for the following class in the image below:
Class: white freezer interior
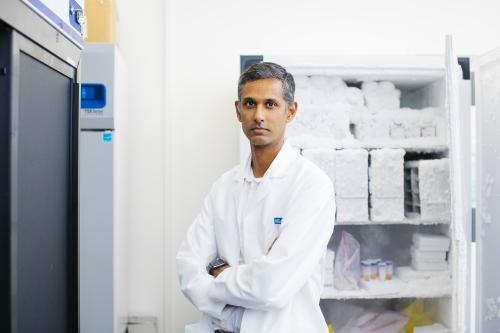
[239,54,468,332]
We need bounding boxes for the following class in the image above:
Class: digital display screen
[81,84,106,109]
[81,86,95,100]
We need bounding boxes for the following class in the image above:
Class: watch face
[212,258,226,268]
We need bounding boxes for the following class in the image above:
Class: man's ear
[235,100,242,122]
[286,101,298,123]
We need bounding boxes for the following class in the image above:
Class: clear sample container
[371,259,381,279]
[361,260,371,282]
[386,260,394,280]
[378,261,388,281]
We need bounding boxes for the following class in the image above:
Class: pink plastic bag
[334,230,361,290]
[338,310,409,333]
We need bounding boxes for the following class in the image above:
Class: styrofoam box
[369,149,405,197]
[413,233,450,251]
[302,148,335,185]
[411,246,447,262]
[406,159,451,221]
[324,249,335,287]
[335,149,368,198]
[370,197,404,222]
[336,197,369,222]
[412,258,448,272]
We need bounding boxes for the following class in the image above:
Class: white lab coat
[176,141,335,333]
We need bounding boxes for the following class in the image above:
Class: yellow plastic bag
[400,299,433,333]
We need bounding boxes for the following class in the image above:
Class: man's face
[236,78,297,149]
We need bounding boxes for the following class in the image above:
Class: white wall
[116,0,500,332]
[115,0,165,332]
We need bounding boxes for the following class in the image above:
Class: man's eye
[244,101,255,107]
[266,101,277,108]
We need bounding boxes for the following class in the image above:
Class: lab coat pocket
[265,212,287,253]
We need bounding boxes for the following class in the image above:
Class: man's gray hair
[238,62,295,106]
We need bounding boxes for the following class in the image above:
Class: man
[176,62,335,333]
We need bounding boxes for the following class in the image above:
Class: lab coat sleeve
[208,178,335,310]
[176,185,227,319]
[211,306,244,333]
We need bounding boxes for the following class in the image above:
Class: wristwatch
[207,257,227,275]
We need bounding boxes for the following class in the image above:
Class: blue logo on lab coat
[274,217,282,225]
[103,132,113,142]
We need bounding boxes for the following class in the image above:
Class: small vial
[370,261,379,280]
[378,261,388,281]
[361,260,371,282]
[385,261,394,280]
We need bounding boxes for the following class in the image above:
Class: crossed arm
[176,181,335,327]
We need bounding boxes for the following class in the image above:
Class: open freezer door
[475,45,500,333]
[445,36,470,333]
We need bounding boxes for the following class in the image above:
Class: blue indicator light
[103,132,113,142]
[81,83,106,109]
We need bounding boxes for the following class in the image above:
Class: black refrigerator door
[0,27,79,333]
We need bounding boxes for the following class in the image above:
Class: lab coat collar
[234,140,297,182]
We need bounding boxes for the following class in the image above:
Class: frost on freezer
[484,173,495,198]
[324,226,452,297]
[335,149,369,222]
[287,105,352,142]
[302,148,335,185]
[404,159,451,222]
[485,297,500,322]
[396,233,451,284]
[288,76,448,149]
[369,149,405,222]
[350,107,447,143]
[361,81,401,112]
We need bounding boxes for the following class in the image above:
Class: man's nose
[254,104,265,123]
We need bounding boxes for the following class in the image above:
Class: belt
[214,330,231,333]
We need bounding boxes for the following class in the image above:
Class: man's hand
[212,264,230,278]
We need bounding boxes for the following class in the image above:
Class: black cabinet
[0,21,79,333]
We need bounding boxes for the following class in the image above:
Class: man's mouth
[251,127,269,134]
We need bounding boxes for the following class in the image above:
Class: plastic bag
[400,299,434,333]
[334,230,361,290]
[338,310,409,333]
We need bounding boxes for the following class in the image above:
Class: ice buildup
[335,149,369,222]
[302,148,335,184]
[362,81,401,112]
[369,149,405,222]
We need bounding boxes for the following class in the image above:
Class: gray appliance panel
[79,130,114,333]
[16,51,72,333]
[80,43,115,130]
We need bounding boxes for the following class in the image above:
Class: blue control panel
[81,84,106,109]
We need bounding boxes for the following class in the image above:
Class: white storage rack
[240,39,471,332]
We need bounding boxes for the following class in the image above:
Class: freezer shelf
[336,216,450,226]
[292,138,449,153]
[321,276,452,300]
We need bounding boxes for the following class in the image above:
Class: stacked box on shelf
[404,158,451,222]
[302,148,336,185]
[396,233,450,283]
[369,149,405,222]
[411,233,450,271]
[335,149,369,222]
